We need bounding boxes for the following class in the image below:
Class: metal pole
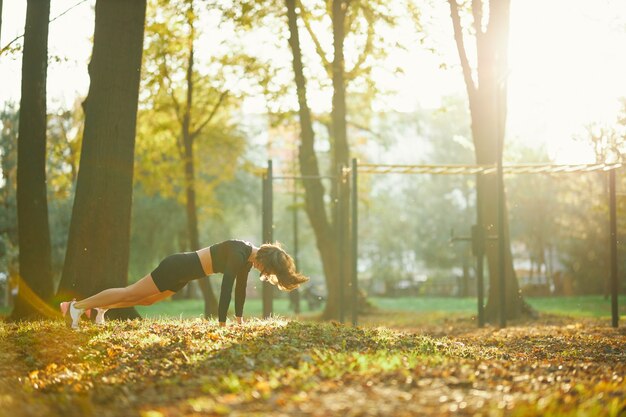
[351,158,359,326]
[492,74,506,328]
[337,164,345,323]
[475,173,485,327]
[609,169,619,328]
[291,174,301,314]
[496,80,507,329]
[497,169,506,328]
[262,165,267,314]
[262,160,274,318]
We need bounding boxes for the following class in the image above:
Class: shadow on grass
[1,300,625,417]
[0,317,461,417]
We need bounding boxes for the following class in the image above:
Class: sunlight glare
[507,0,626,163]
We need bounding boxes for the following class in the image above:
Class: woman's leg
[98,289,175,309]
[136,290,175,306]
[74,274,162,310]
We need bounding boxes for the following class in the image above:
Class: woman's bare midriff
[196,247,214,275]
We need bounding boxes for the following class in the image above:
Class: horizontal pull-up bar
[357,162,622,175]
[272,175,337,180]
[260,157,621,328]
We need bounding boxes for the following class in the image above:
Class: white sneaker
[94,308,108,325]
[60,300,84,329]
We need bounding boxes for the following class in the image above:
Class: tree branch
[159,58,184,158]
[159,55,183,128]
[471,0,483,37]
[0,0,88,56]
[190,89,229,140]
[345,6,374,82]
[347,118,384,141]
[448,0,476,95]
[298,0,332,77]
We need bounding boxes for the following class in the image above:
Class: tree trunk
[461,252,470,297]
[57,0,147,320]
[285,0,340,319]
[448,0,524,321]
[0,0,3,48]
[11,0,54,321]
[478,172,523,319]
[331,0,349,168]
[180,16,218,318]
[327,0,353,320]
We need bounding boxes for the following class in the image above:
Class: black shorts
[151,252,206,292]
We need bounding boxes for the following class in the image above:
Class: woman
[60,240,309,329]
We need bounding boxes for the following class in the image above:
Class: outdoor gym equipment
[262,160,622,328]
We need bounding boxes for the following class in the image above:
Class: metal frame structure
[354,161,622,328]
[261,160,349,320]
[262,159,622,328]
[357,162,622,175]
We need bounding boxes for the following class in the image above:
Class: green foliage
[554,100,626,294]
[225,0,424,162]
[536,173,609,294]
[137,0,247,204]
[1,101,83,283]
[133,0,260,281]
[45,104,84,282]
[4,0,623,309]
[46,104,83,200]
[580,98,626,164]
[504,134,622,295]
[358,97,475,294]
[128,187,188,279]
[0,104,19,275]
[355,94,626,296]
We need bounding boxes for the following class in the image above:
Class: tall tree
[448,0,527,321]
[11,0,54,320]
[285,0,338,318]
[329,0,351,318]
[287,0,397,318]
[139,0,246,317]
[285,0,349,319]
[229,0,412,319]
[0,0,3,48]
[57,0,147,320]
[159,0,220,315]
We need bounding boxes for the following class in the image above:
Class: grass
[0,316,624,417]
[1,296,625,416]
[526,295,626,317]
[132,295,626,321]
[2,295,624,321]
[135,298,298,319]
[368,295,626,317]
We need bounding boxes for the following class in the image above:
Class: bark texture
[285,0,341,319]
[180,30,218,317]
[58,0,147,320]
[11,0,54,321]
[448,0,525,321]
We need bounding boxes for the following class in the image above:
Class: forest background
[1,0,626,318]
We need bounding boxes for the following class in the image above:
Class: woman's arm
[218,251,249,325]
[218,271,236,325]
[233,264,250,323]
